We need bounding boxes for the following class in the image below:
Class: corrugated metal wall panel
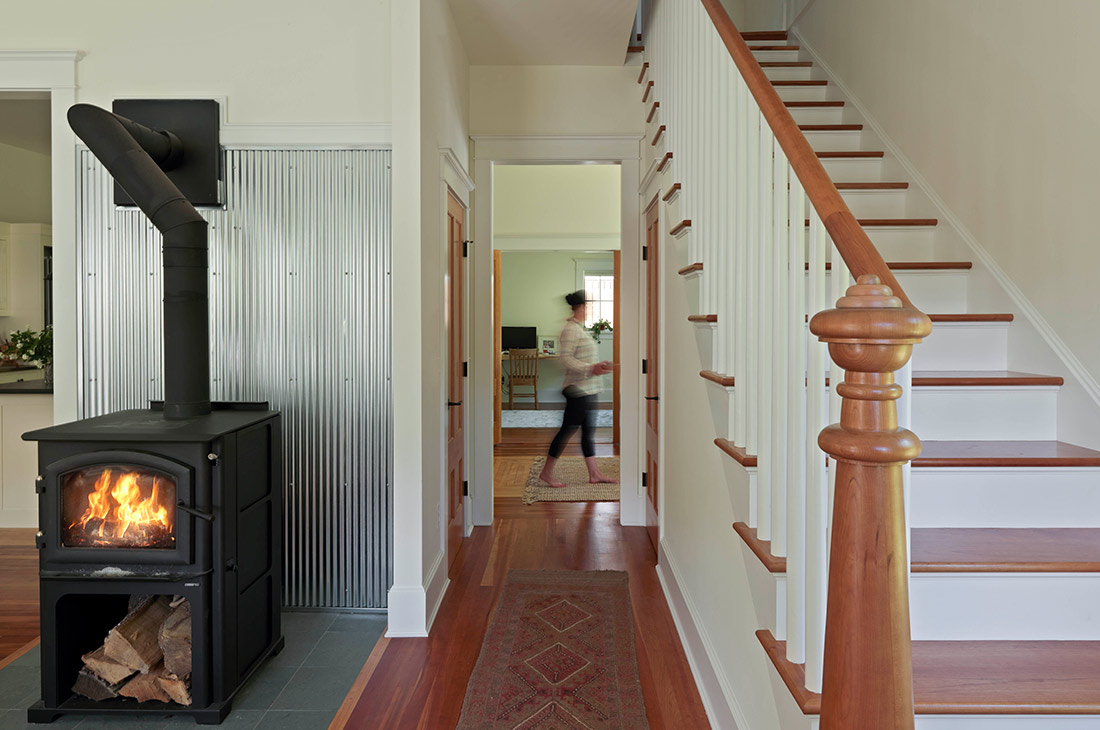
[76,148,393,608]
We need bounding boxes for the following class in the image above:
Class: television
[502,326,537,351]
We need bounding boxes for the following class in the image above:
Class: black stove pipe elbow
[67,103,211,420]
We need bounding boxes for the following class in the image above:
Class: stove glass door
[60,465,177,550]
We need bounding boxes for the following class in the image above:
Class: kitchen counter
[0,379,51,394]
[0,387,52,526]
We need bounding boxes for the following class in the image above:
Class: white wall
[0,0,390,125]
[0,142,50,224]
[793,0,1100,387]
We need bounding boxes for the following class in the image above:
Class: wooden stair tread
[785,100,844,107]
[627,45,645,53]
[678,262,703,275]
[748,45,800,51]
[637,63,649,84]
[700,370,734,387]
[911,370,1063,386]
[736,522,1100,573]
[669,218,691,236]
[809,261,972,271]
[688,314,716,323]
[761,61,813,68]
[772,79,828,86]
[928,313,1014,322]
[714,438,756,467]
[650,125,666,145]
[805,217,938,226]
[759,630,1100,714]
[916,440,1100,467]
[816,150,884,158]
[741,31,788,41]
[834,181,908,189]
[800,123,863,131]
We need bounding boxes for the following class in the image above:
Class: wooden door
[644,197,660,550]
[446,189,466,570]
[493,250,503,445]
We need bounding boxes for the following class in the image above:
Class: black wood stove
[23,103,283,725]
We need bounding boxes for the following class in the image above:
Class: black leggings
[549,391,596,458]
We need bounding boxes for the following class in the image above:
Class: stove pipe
[68,103,211,419]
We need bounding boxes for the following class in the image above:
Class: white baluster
[746,97,760,459]
[771,137,788,557]
[733,78,748,447]
[756,112,773,541]
[786,169,807,663]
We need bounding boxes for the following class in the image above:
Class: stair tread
[736,522,1100,573]
[928,312,1013,322]
[917,440,1100,467]
[911,370,1063,386]
[816,150,884,158]
[759,630,1100,714]
[786,100,844,107]
[799,123,863,131]
[805,218,938,226]
[678,262,703,275]
[748,45,801,51]
[741,31,788,41]
[834,181,908,189]
[688,314,716,323]
[772,79,828,86]
[714,438,756,467]
[813,261,972,271]
[761,61,813,68]
[700,370,734,387]
[627,44,645,53]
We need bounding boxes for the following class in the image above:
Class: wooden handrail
[699,0,918,312]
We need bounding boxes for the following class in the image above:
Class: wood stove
[23,103,284,725]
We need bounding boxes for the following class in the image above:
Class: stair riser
[911,387,1058,441]
[801,227,937,261]
[835,189,910,217]
[720,452,756,530]
[802,129,864,151]
[809,270,969,313]
[911,468,1100,528]
[773,86,830,102]
[912,323,1009,370]
[692,321,715,373]
[911,574,1100,640]
[750,49,801,62]
[786,107,846,125]
[762,67,815,81]
[704,378,734,442]
[817,156,884,181]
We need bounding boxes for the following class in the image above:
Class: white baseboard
[386,550,450,638]
[657,541,748,730]
[791,29,1100,414]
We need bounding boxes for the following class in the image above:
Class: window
[583,274,614,329]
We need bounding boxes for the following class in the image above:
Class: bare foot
[588,472,616,484]
[538,470,567,488]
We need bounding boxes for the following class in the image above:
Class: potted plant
[589,318,613,344]
[10,325,53,386]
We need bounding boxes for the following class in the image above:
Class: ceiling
[450,0,639,65]
[0,96,51,155]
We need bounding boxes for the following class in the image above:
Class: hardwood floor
[494,427,618,457]
[0,528,39,668]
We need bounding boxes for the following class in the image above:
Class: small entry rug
[456,570,650,730]
[523,456,620,505]
[503,409,614,429]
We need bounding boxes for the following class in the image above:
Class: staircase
[640,9,1100,730]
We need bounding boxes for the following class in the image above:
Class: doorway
[445,188,467,571]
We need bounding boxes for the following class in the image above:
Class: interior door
[644,196,660,551]
[446,189,466,571]
[494,250,503,445]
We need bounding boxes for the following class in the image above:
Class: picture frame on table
[540,336,558,355]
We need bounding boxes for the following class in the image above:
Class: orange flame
[72,469,173,543]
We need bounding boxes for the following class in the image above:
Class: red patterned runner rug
[456,570,650,730]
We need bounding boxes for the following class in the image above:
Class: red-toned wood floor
[0,528,40,669]
[335,452,708,729]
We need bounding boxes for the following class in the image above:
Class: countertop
[0,379,52,395]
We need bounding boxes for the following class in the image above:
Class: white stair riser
[809,270,969,313]
[911,468,1100,528]
[802,226,937,261]
[692,321,715,373]
[802,129,864,151]
[750,49,801,62]
[911,387,1058,441]
[786,106,846,125]
[740,543,785,640]
[773,85,830,102]
[818,156,884,181]
[910,573,1100,640]
[762,66,814,81]
[720,454,757,529]
[912,322,1009,370]
[836,189,910,217]
[703,379,734,441]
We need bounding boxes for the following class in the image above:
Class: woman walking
[538,290,617,487]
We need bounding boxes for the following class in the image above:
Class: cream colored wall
[0,0,390,124]
[494,164,621,238]
[470,65,643,136]
[794,0,1100,385]
[0,142,50,224]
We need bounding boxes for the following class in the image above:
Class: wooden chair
[508,349,539,410]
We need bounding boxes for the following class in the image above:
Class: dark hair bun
[565,290,587,307]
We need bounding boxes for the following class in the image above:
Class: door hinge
[463,361,468,377]
[463,480,469,497]
[642,245,649,261]
[463,239,472,258]
[642,471,648,487]
[642,358,648,374]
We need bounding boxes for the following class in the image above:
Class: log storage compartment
[26,405,284,724]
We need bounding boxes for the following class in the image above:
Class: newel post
[809,274,932,729]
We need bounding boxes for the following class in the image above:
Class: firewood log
[158,600,192,676]
[104,596,172,673]
[81,645,135,685]
[156,673,193,706]
[119,663,171,703]
[72,667,125,701]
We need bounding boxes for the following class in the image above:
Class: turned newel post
[809,274,932,730]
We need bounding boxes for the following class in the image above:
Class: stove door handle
[177,502,216,522]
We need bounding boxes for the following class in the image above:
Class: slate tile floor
[0,611,386,730]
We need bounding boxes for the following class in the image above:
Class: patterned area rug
[456,570,650,730]
[523,457,620,505]
[503,409,614,429]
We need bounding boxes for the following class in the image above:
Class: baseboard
[0,510,37,528]
[791,29,1100,415]
[657,541,748,730]
[386,550,450,637]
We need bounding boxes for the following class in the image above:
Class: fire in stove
[61,467,176,549]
